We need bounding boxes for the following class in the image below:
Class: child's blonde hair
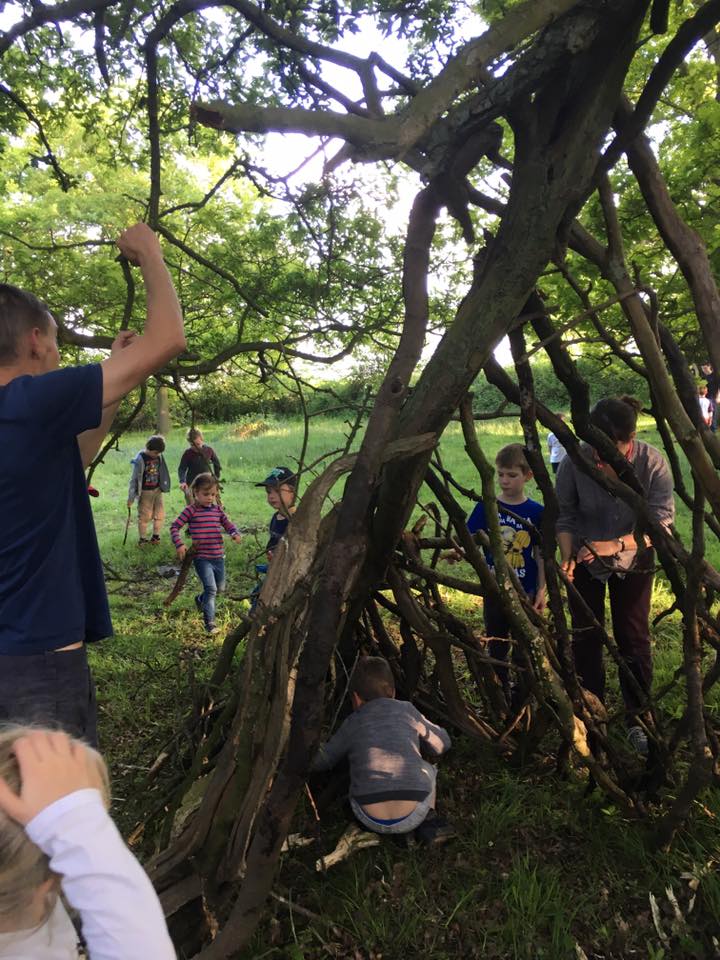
[0,727,110,927]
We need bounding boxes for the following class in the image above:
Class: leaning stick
[164,547,196,606]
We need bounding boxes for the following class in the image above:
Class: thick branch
[192,99,396,153]
[0,0,114,55]
[603,0,720,171]
[620,98,720,377]
[393,0,581,153]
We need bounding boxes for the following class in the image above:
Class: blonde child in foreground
[0,728,175,959]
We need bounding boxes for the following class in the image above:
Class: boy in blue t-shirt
[450,443,545,701]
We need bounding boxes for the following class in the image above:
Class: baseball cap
[255,466,297,488]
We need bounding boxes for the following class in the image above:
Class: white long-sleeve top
[0,789,175,959]
[547,432,567,465]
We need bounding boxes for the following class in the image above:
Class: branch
[0,230,113,252]
[0,0,115,55]
[620,96,720,378]
[192,0,582,164]
[191,99,396,154]
[155,224,268,315]
[392,0,580,154]
[0,84,75,191]
[93,7,110,85]
[602,0,720,171]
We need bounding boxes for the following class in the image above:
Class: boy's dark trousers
[567,560,654,721]
[483,593,529,701]
[0,645,98,746]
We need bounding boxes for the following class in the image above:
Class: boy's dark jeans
[0,645,97,746]
[483,593,531,699]
[567,560,654,721]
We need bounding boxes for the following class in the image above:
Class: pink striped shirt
[170,504,239,558]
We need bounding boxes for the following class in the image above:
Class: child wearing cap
[251,467,297,612]
[257,466,298,561]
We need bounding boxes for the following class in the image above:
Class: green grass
[87,415,720,959]
[252,748,720,958]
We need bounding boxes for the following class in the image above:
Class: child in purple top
[170,473,241,634]
[178,428,221,505]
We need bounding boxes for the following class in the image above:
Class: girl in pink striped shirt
[170,473,241,634]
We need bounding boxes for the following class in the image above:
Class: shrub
[471,356,650,416]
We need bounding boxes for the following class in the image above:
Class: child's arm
[220,509,242,544]
[170,507,192,559]
[29,793,176,959]
[417,714,451,757]
[127,456,142,507]
[310,720,352,772]
[0,732,175,960]
[443,501,486,563]
[178,451,190,490]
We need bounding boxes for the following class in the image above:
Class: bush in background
[471,356,650,416]
[114,355,650,433]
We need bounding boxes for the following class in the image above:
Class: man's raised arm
[100,224,186,408]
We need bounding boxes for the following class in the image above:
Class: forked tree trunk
[150,5,653,956]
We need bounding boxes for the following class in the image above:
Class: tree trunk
[156,384,171,435]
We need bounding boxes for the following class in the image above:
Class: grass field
[88,416,720,960]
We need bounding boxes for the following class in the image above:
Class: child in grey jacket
[127,435,171,545]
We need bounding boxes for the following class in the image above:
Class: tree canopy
[5,1,720,956]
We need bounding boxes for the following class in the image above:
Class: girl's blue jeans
[193,556,226,626]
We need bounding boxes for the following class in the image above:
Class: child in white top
[698,384,713,427]
[547,413,567,475]
[0,728,175,959]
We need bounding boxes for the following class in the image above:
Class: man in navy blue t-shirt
[0,224,186,745]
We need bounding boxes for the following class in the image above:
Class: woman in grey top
[555,397,675,754]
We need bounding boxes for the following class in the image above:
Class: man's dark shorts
[0,646,97,746]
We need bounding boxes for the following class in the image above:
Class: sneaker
[413,811,456,846]
[206,623,220,636]
[150,535,161,545]
[138,538,149,546]
[627,725,649,757]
